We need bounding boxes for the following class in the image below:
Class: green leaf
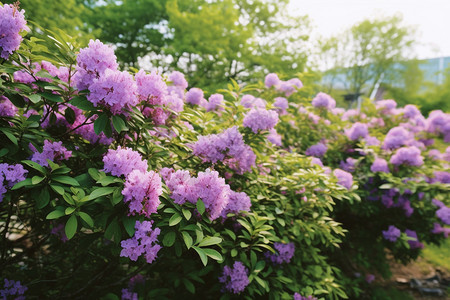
[196,199,205,215]
[50,184,65,195]
[11,178,32,190]
[31,176,45,185]
[198,236,222,247]
[163,231,176,247]
[88,187,116,200]
[254,261,266,272]
[36,187,50,209]
[65,215,77,239]
[2,130,17,145]
[5,93,25,107]
[122,217,135,237]
[112,115,128,133]
[182,209,192,220]
[65,207,76,215]
[39,92,63,102]
[104,220,121,243]
[0,148,9,157]
[79,212,94,228]
[46,210,65,219]
[94,113,109,135]
[231,249,238,257]
[52,176,79,186]
[88,168,100,180]
[69,95,96,111]
[21,160,46,174]
[65,107,76,124]
[254,276,266,289]
[169,213,182,226]
[182,231,193,249]
[28,94,42,104]
[182,279,195,294]
[203,248,222,261]
[192,246,208,266]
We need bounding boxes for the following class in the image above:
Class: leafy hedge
[0,3,449,299]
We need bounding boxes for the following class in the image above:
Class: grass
[422,238,450,271]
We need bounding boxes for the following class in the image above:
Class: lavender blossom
[120,220,161,263]
[103,146,148,177]
[219,261,249,294]
[390,146,424,166]
[382,225,401,242]
[0,3,28,59]
[370,158,389,173]
[333,169,353,190]
[311,92,336,110]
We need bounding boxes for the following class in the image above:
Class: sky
[288,0,450,59]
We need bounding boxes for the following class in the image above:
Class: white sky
[288,0,450,59]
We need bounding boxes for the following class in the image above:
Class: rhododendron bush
[0,3,449,299]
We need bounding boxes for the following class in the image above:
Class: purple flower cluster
[376,99,397,114]
[31,140,72,167]
[122,170,162,217]
[240,95,266,109]
[273,97,288,115]
[340,157,357,172]
[203,94,225,112]
[432,222,450,238]
[168,71,188,89]
[192,126,256,174]
[267,129,282,146]
[305,142,327,157]
[265,242,295,264]
[0,3,28,59]
[243,107,279,133]
[293,293,317,300]
[382,225,401,242]
[221,191,251,218]
[383,127,412,150]
[0,96,17,117]
[405,229,423,249]
[311,92,336,110]
[345,122,368,141]
[120,220,161,263]
[51,223,68,242]
[74,39,118,90]
[370,158,389,173]
[185,87,204,105]
[390,146,424,166]
[333,169,353,190]
[121,288,138,300]
[426,110,450,141]
[87,69,138,115]
[265,73,280,88]
[218,261,249,294]
[103,147,148,177]
[135,70,168,105]
[0,163,27,202]
[264,73,303,96]
[163,168,233,220]
[403,105,421,119]
[431,171,450,184]
[436,206,450,225]
[0,279,27,300]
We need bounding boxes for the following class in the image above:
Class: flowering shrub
[0,5,448,299]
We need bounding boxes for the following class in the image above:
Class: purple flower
[382,225,401,242]
[243,107,279,133]
[340,157,357,172]
[121,288,138,300]
[185,87,204,105]
[431,171,450,184]
[274,97,288,111]
[120,220,161,263]
[221,191,251,218]
[294,293,317,300]
[219,261,249,294]
[265,242,295,264]
[122,170,162,217]
[0,3,28,59]
[366,274,375,284]
[51,223,68,242]
[31,140,72,167]
[376,99,397,113]
[88,69,138,114]
[405,229,423,249]
[305,143,327,157]
[0,163,28,202]
[403,105,421,119]
[169,71,188,89]
[205,94,225,112]
[277,79,302,96]
[431,222,450,238]
[428,149,443,160]
[383,127,412,150]
[267,129,282,146]
[192,126,256,174]
[345,122,368,141]
[390,146,424,166]
[370,158,389,173]
[265,73,280,88]
[240,95,266,109]
[74,39,118,90]
[0,279,27,299]
[0,96,17,117]
[103,146,148,177]
[333,169,353,190]
[311,92,336,110]
[162,169,198,205]
[436,206,450,225]
[195,169,231,220]
[135,70,168,105]
[310,157,323,167]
